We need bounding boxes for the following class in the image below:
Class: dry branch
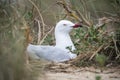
[57,0,93,27]
[89,44,104,60]
[112,36,120,59]
[75,9,92,26]
[70,44,104,66]
[39,26,54,45]
[28,0,45,36]
[35,19,42,44]
[69,52,93,65]
[56,0,82,22]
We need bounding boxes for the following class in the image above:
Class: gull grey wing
[27,44,72,62]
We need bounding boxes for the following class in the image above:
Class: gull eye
[63,24,67,26]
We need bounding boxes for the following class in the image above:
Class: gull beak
[72,23,82,28]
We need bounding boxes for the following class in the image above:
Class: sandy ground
[38,63,120,80]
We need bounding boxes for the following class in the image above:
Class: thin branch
[112,36,120,59]
[56,0,81,22]
[76,9,91,26]
[89,44,104,60]
[28,0,45,35]
[39,26,54,45]
[35,19,41,44]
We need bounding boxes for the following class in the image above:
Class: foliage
[59,0,120,67]
[95,54,107,67]
[26,0,120,67]
[95,75,101,80]
[0,0,40,80]
[1,1,119,77]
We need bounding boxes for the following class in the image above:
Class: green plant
[60,0,120,67]
[95,54,107,67]
[95,75,101,80]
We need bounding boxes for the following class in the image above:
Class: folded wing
[27,44,77,62]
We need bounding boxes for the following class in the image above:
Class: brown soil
[38,63,120,80]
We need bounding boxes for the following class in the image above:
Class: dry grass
[1,2,119,80]
[0,0,42,80]
[58,0,120,67]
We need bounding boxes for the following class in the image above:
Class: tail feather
[27,44,40,59]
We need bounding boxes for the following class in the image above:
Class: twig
[28,0,45,35]
[89,44,104,60]
[81,0,92,23]
[56,0,81,22]
[39,26,54,45]
[35,19,41,44]
[69,52,93,65]
[57,0,92,26]
[76,9,91,26]
[112,36,120,59]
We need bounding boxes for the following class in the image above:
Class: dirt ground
[38,63,120,80]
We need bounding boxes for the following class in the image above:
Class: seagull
[27,20,82,62]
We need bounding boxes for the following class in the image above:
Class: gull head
[55,20,81,33]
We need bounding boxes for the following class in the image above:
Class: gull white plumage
[27,20,81,62]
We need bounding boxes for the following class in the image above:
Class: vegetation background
[0,0,120,80]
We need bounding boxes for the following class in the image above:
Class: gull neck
[55,31,75,51]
